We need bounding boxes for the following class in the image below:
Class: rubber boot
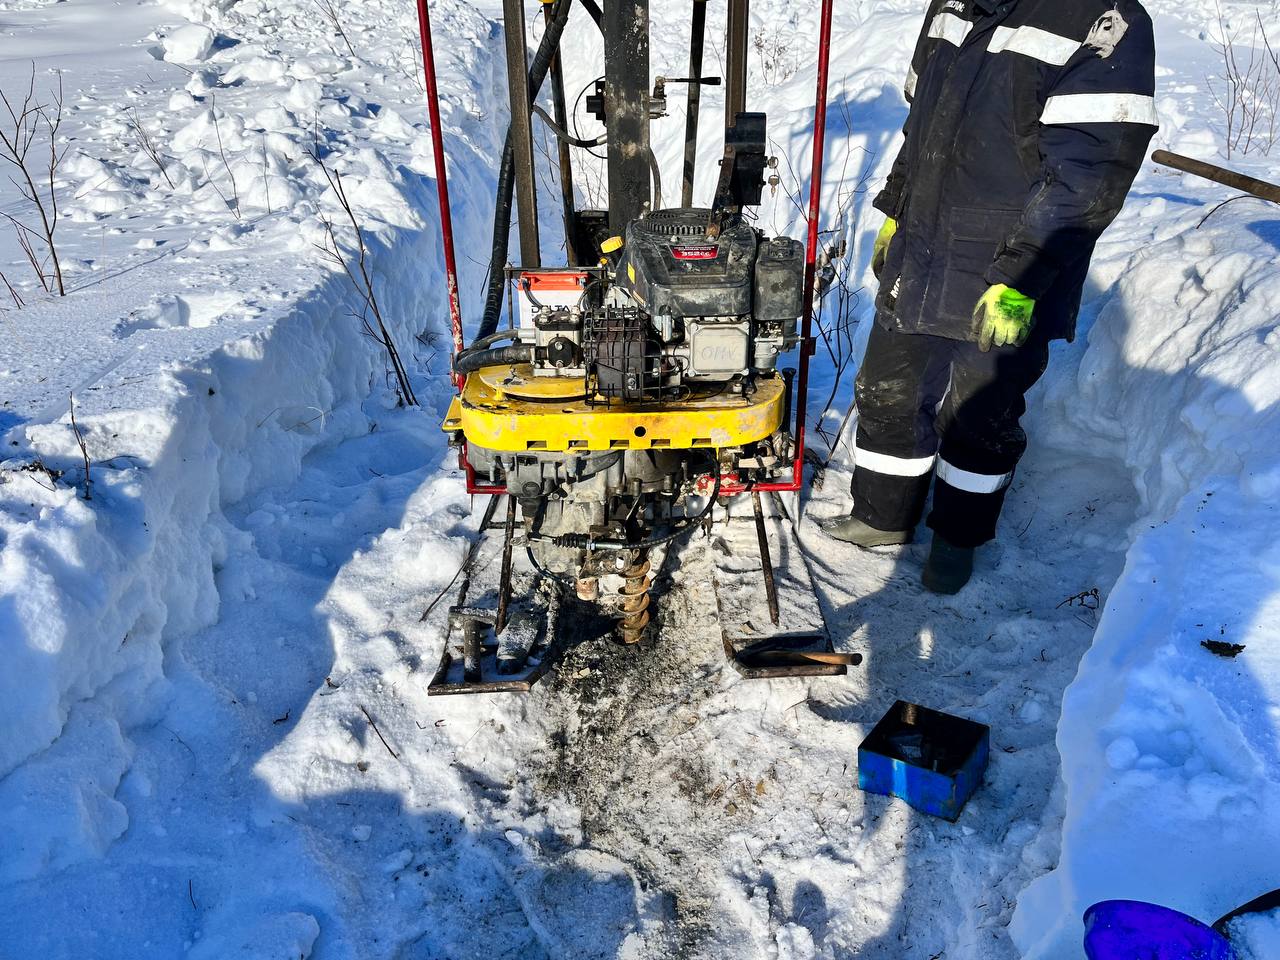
[921,534,974,595]
[822,515,913,548]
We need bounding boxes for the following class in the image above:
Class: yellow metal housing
[442,365,785,453]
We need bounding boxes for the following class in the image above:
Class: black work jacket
[874,0,1158,342]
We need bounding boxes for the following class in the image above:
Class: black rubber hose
[454,344,534,375]
[576,0,602,30]
[532,103,605,148]
[478,0,574,340]
[462,328,521,353]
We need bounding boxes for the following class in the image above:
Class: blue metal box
[857,700,990,821]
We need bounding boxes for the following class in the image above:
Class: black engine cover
[617,209,757,318]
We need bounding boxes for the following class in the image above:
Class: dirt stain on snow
[532,548,742,957]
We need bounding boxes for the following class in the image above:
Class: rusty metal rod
[752,491,780,626]
[461,619,482,684]
[1152,150,1280,204]
[495,495,517,634]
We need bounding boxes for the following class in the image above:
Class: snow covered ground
[1,0,1278,956]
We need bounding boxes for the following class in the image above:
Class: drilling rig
[416,0,854,693]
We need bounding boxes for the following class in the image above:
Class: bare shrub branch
[309,151,419,407]
[209,100,241,218]
[68,392,92,500]
[0,64,67,295]
[1207,1,1279,158]
[313,0,359,61]
[125,107,175,189]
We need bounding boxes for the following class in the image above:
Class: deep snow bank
[1012,196,1280,957]
[1008,1,1280,945]
[0,0,497,880]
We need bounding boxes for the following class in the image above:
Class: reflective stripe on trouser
[851,319,1051,547]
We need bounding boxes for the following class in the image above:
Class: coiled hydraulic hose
[478,0,575,340]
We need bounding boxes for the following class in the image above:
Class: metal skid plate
[712,494,857,679]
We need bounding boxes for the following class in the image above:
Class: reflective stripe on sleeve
[1041,92,1159,126]
[854,445,937,478]
[935,458,1013,494]
[927,12,972,48]
[987,25,1081,65]
[905,66,918,100]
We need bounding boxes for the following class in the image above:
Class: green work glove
[975,283,1036,351]
[871,217,897,279]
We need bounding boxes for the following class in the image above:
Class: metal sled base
[426,495,564,697]
[427,603,558,695]
[713,492,861,679]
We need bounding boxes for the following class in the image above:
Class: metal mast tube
[681,0,707,207]
[724,0,749,124]
[415,0,466,389]
[503,0,541,265]
[542,0,579,262]
[604,0,651,231]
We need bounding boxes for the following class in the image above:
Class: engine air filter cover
[618,208,757,318]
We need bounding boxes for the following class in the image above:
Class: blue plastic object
[857,700,989,821]
[1084,900,1238,960]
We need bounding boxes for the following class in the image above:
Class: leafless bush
[314,0,359,61]
[310,152,419,407]
[1208,2,1279,158]
[208,101,241,219]
[752,27,799,87]
[0,65,67,296]
[393,18,426,93]
[125,107,175,189]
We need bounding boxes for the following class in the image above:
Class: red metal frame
[418,0,834,496]
[416,0,466,391]
[720,0,834,496]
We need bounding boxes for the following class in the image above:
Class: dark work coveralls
[854,0,1158,547]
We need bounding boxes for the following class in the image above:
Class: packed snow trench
[2,0,1280,956]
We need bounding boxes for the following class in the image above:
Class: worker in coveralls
[826,0,1158,593]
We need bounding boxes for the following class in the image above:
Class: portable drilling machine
[415,0,857,693]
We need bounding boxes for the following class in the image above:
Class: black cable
[571,75,608,161]
[528,468,722,552]
[618,470,720,549]
[576,0,602,30]
[526,544,577,587]
[532,103,605,148]
[462,327,521,352]
[646,145,664,211]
